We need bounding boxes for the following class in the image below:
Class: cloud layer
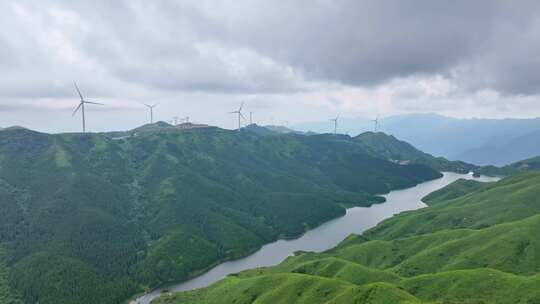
[1,0,540,132]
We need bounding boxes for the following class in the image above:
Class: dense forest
[0,124,451,304]
[156,171,540,304]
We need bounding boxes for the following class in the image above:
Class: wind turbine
[229,102,245,130]
[371,116,380,132]
[72,82,104,133]
[142,103,159,124]
[249,111,254,125]
[329,114,339,135]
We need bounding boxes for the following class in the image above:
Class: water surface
[134,172,499,303]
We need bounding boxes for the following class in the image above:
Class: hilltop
[105,121,213,139]
[0,124,443,304]
[354,131,475,172]
[156,172,540,304]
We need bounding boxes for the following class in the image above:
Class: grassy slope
[421,178,490,206]
[366,172,540,239]
[0,127,441,304]
[155,274,421,304]
[157,172,540,304]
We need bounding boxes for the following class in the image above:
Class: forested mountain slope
[157,172,540,304]
[354,132,475,172]
[481,154,540,175]
[0,125,441,304]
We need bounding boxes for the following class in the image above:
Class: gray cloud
[3,0,540,97]
[218,0,540,95]
[2,0,540,132]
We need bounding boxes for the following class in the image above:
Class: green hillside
[366,172,540,239]
[474,154,540,177]
[0,126,441,304]
[354,132,475,173]
[512,155,540,171]
[157,172,540,304]
[421,178,491,206]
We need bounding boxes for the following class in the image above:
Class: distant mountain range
[294,113,540,166]
[455,129,540,166]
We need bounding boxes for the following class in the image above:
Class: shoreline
[127,245,262,304]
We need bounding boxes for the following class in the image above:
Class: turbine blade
[240,112,246,120]
[83,101,104,105]
[239,101,244,112]
[74,82,83,100]
[72,102,83,116]
[152,103,159,108]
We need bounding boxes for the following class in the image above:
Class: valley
[136,172,497,304]
[155,171,540,304]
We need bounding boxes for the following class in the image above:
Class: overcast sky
[2,0,540,133]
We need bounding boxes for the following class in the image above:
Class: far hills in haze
[294,113,540,166]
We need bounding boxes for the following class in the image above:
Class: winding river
[134,172,499,304]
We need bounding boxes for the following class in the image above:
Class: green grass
[401,268,540,304]
[421,178,490,206]
[153,274,422,304]
[330,214,540,277]
[365,172,540,240]
[52,144,71,168]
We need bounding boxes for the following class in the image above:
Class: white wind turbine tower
[371,115,380,132]
[143,103,159,123]
[329,114,339,135]
[229,102,246,130]
[72,82,104,133]
[249,111,254,125]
